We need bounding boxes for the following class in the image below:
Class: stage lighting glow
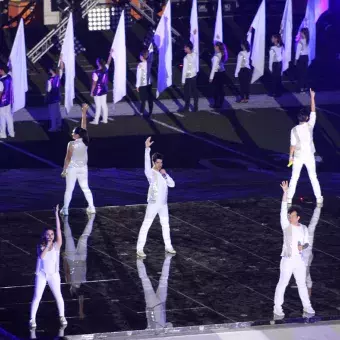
[87,6,111,31]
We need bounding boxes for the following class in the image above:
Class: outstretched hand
[280,181,289,192]
[310,88,315,98]
[82,103,89,115]
[145,137,154,148]
[55,204,60,214]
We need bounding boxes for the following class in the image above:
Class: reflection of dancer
[46,56,64,132]
[137,254,174,329]
[235,40,251,103]
[29,205,67,329]
[304,206,322,297]
[269,34,283,97]
[136,48,154,116]
[0,62,14,139]
[287,89,323,206]
[90,51,113,125]
[209,41,227,109]
[273,181,315,318]
[63,214,95,318]
[295,28,310,93]
[61,104,95,216]
[136,137,176,258]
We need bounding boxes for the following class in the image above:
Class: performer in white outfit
[61,104,95,216]
[180,29,198,113]
[137,254,174,329]
[235,40,251,103]
[136,137,176,258]
[287,89,323,205]
[0,62,14,139]
[209,41,228,109]
[90,50,113,125]
[269,34,284,97]
[295,28,310,93]
[273,181,315,318]
[29,205,68,329]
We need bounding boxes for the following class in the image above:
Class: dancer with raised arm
[29,205,67,329]
[287,89,323,205]
[136,137,176,258]
[273,181,315,318]
[61,104,95,216]
[90,50,113,125]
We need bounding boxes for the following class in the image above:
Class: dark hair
[96,58,107,70]
[152,152,163,163]
[300,27,310,45]
[288,205,302,217]
[40,228,56,247]
[140,48,149,59]
[0,63,9,73]
[74,126,90,146]
[272,34,283,47]
[215,42,228,63]
[184,41,194,51]
[241,40,250,52]
[297,108,310,123]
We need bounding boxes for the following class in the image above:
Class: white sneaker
[60,207,69,216]
[86,206,96,214]
[137,250,147,258]
[60,316,68,326]
[29,318,37,328]
[165,247,177,255]
[316,196,323,207]
[273,306,285,317]
[303,306,315,315]
[90,121,98,125]
[102,120,108,124]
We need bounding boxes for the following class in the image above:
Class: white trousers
[64,167,94,209]
[274,256,312,310]
[93,94,108,123]
[136,203,173,251]
[30,271,65,319]
[0,104,14,138]
[48,102,62,130]
[287,156,322,200]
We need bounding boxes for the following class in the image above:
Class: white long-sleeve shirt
[136,53,153,88]
[144,148,175,205]
[182,52,198,84]
[234,51,250,77]
[290,111,316,158]
[295,38,309,61]
[47,69,63,92]
[209,52,226,81]
[269,45,283,72]
[280,201,309,258]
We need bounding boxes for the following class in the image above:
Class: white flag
[60,13,75,114]
[315,0,328,22]
[280,0,293,73]
[213,0,223,43]
[247,0,266,84]
[111,10,126,104]
[190,0,199,72]
[9,18,28,113]
[154,0,172,98]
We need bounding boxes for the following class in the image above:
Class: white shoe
[29,318,37,328]
[102,120,108,124]
[303,306,315,315]
[60,316,68,326]
[86,206,96,214]
[137,250,146,258]
[165,247,176,255]
[273,306,285,317]
[60,207,69,216]
[90,121,98,125]
[0,134,6,139]
[316,196,323,207]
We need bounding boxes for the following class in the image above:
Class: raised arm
[107,48,114,66]
[308,89,316,128]
[81,103,88,130]
[144,137,154,181]
[55,205,62,249]
[308,206,321,241]
[280,181,290,230]
[62,142,74,177]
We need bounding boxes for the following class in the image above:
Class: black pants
[271,61,282,96]
[297,55,309,91]
[212,71,225,108]
[183,76,198,110]
[139,85,153,115]
[239,68,251,100]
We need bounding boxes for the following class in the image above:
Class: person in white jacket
[269,34,284,97]
[273,181,315,318]
[295,27,310,93]
[136,137,176,258]
[287,89,323,206]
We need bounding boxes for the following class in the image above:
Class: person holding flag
[269,34,284,97]
[295,28,310,93]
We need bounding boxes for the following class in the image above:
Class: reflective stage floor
[1,198,340,339]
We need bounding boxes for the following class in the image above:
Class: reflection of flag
[111,10,126,104]
[190,0,199,72]
[247,0,266,84]
[213,0,223,43]
[154,0,172,98]
[9,18,28,113]
[60,13,75,114]
[296,0,316,64]
[280,0,293,73]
